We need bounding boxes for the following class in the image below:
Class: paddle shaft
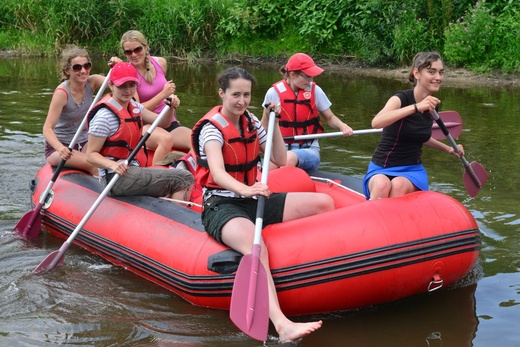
[253,109,276,244]
[16,69,112,240]
[34,104,171,273]
[431,110,482,188]
[283,128,381,141]
[244,109,276,329]
[282,111,462,142]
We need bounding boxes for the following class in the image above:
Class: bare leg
[46,149,98,176]
[286,151,299,167]
[368,174,418,199]
[170,185,192,202]
[142,125,175,165]
[221,217,322,342]
[388,176,418,197]
[282,192,334,221]
[169,126,192,153]
[368,174,392,200]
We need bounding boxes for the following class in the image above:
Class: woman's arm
[140,104,175,129]
[86,135,129,175]
[424,137,464,157]
[87,74,106,92]
[320,108,353,135]
[205,140,268,197]
[372,94,442,129]
[42,88,70,157]
[371,96,412,129]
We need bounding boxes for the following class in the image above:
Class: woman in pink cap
[86,62,193,199]
[262,53,353,170]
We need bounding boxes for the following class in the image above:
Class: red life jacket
[273,79,323,143]
[88,95,149,166]
[192,106,260,189]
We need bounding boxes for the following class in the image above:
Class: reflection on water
[1,57,519,346]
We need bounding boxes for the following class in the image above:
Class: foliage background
[1,0,519,74]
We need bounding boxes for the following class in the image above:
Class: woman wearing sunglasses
[114,30,192,165]
[43,45,106,175]
[262,53,354,171]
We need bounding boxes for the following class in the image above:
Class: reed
[1,0,519,74]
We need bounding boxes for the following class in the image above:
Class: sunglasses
[69,62,92,72]
[123,46,144,56]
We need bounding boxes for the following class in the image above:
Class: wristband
[414,103,419,113]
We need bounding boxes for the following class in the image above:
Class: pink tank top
[136,57,168,114]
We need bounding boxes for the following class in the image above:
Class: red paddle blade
[463,161,489,197]
[230,254,269,341]
[14,208,42,240]
[34,249,66,274]
[433,111,463,139]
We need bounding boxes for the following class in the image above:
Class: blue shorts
[287,140,320,171]
[362,161,429,199]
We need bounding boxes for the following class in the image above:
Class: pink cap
[110,62,138,87]
[285,53,324,77]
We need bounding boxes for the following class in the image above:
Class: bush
[491,5,520,73]
[444,1,495,70]
[392,3,431,65]
[0,0,519,74]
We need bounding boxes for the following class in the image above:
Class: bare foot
[277,320,323,343]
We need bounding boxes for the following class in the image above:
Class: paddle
[229,107,277,341]
[431,110,488,197]
[15,69,112,241]
[282,110,462,142]
[33,103,171,274]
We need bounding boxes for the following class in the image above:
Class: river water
[1,57,519,346]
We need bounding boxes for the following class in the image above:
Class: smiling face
[414,59,444,94]
[218,77,252,120]
[122,40,147,67]
[65,56,91,83]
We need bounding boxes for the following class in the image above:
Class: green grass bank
[1,0,519,75]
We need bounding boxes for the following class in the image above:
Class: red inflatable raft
[29,164,480,315]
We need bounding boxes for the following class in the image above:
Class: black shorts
[201,193,287,243]
[164,120,181,132]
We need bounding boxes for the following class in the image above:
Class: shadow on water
[1,57,519,346]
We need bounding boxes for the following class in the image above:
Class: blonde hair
[408,51,442,86]
[58,45,90,82]
[120,30,153,83]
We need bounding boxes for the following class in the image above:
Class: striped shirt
[199,113,266,199]
[88,102,146,172]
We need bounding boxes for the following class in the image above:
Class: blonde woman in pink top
[118,30,192,164]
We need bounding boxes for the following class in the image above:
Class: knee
[158,132,174,148]
[369,176,392,199]
[315,193,335,213]
[389,177,415,197]
[286,151,299,167]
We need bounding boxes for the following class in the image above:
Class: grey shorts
[104,166,193,197]
[201,193,287,243]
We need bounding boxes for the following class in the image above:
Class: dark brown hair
[217,67,256,91]
[407,51,443,86]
